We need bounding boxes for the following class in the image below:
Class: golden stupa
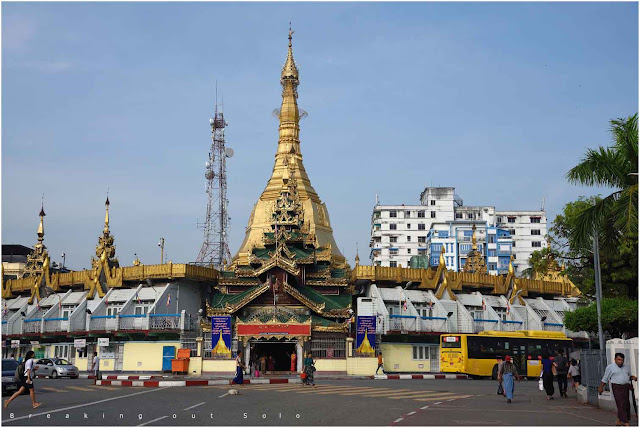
[211,330,231,356]
[231,27,345,268]
[356,328,375,355]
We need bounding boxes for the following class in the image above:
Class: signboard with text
[211,316,232,358]
[74,339,86,349]
[11,340,20,348]
[98,338,110,347]
[355,316,376,357]
[236,323,311,337]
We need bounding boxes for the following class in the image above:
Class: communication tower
[196,99,233,269]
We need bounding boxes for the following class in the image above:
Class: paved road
[1,378,626,426]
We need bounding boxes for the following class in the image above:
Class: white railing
[543,323,564,332]
[43,318,68,333]
[149,314,180,331]
[89,317,114,331]
[500,320,524,332]
[23,320,42,334]
[119,315,149,331]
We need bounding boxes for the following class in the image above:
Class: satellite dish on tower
[205,161,211,168]
[225,148,234,158]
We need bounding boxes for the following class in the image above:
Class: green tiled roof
[210,284,264,308]
[310,315,346,327]
[294,285,352,310]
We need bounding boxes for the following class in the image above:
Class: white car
[33,358,79,379]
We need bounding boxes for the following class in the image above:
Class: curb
[96,378,302,387]
[374,374,469,380]
[37,375,164,380]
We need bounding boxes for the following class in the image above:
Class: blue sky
[2,2,638,270]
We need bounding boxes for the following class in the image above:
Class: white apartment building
[370,188,547,276]
[495,211,548,276]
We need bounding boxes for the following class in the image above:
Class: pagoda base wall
[346,357,377,376]
[202,359,236,375]
[315,358,346,373]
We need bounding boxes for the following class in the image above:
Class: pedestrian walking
[376,352,385,375]
[541,353,556,400]
[230,350,245,385]
[554,348,569,398]
[568,359,581,391]
[598,353,637,426]
[267,355,274,372]
[302,352,316,387]
[498,356,520,403]
[91,354,101,383]
[4,350,42,410]
[496,357,505,395]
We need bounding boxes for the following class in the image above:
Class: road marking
[389,392,459,400]
[183,402,206,410]
[420,406,429,410]
[394,418,404,423]
[41,387,68,393]
[2,386,170,423]
[138,416,168,427]
[67,386,95,392]
[414,395,473,402]
[218,393,229,398]
[447,398,456,401]
[407,411,416,415]
[313,387,378,395]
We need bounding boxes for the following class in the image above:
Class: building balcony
[43,318,69,333]
[499,320,524,332]
[543,322,564,332]
[118,314,149,331]
[149,314,181,331]
[472,319,500,334]
[22,319,42,334]
[387,315,448,334]
[89,316,117,332]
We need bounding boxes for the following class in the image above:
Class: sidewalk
[89,372,469,387]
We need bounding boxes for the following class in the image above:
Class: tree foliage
[564,298,638,339]
[565,114,638,250]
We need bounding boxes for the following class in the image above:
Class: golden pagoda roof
[231,27,345,268]
[462,224,487,274]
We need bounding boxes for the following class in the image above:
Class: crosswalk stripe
[67,386,95,392]
[41,387,68,393]
[413,394,473,402]
[313,387,380,395]
[294,386,358,394]
[387,392,459,400]
[350,389,419,397]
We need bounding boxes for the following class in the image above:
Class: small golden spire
[439,245,446,268]
[103,195,110,234]
[37,199,46,246]
[282,23,298,81]
[471,224,478,250]
[355,245,360,265]
[508,255,514,276]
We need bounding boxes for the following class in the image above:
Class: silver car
[34,358,79,379]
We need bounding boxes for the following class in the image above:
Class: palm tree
[565,114,638,250]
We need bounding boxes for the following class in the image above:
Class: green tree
[565,114,638,251]
[523,247,560,279]
[564,297,638,339]
[548,197,638,299]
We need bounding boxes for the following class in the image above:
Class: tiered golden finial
[230,25,345,267]
[92,196,119,270]
[439,245,446,268]
[355,246,360,266]
[508,255,514,276]
[23,200,50,278]
[463,224,487,274]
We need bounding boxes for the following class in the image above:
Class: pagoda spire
[103,195,110,234]
[231,26,345,267]
[36,198,46,248]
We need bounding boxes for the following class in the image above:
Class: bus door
[511,340,527,375]
[440,335,464,373]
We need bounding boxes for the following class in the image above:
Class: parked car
[2,359,19,396]
[33,358,79,379]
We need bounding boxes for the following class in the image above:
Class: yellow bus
[440,330,573,378]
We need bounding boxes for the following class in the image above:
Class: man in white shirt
[91,354,101,383]
[599,353,637,426]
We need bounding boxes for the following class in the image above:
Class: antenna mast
[196,90,233,269]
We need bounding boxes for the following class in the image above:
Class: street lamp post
[158,238,165,264]
[592,226,605,360]
[61,253,66,270]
